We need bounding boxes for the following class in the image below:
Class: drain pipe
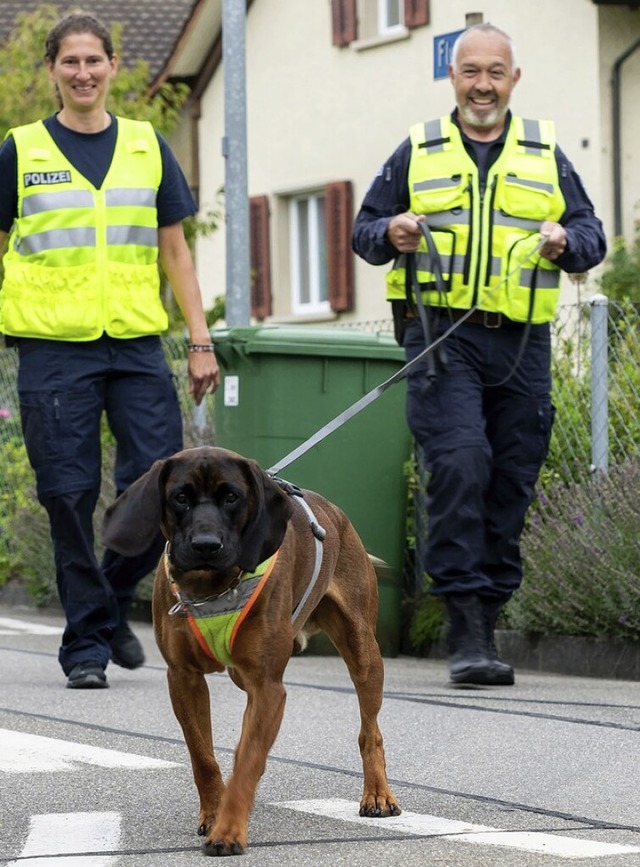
[612,35,640,237]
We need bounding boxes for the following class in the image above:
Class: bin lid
[211,325,403,360]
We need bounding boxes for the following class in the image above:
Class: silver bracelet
[187,344,215,353]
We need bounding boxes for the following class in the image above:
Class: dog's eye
[174,492,189,507]
[223,491,239,505]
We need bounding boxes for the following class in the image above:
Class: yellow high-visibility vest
[386,115,567,323]
[0,117,168,340]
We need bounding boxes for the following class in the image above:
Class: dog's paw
[198,803,222,838]
[198,814,216,837]
[359,794,402,818]
[202,838,246,857]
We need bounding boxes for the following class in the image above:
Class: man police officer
[352,23,606,685]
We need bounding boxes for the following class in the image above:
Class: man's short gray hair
[450,23,518,70]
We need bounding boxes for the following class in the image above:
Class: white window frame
[378,0,403,34]
[352,0,408,51]
[289,192,330,316]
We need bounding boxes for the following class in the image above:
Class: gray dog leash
[266,314,465,477]
[267,234,549,478]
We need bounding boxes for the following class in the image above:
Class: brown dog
[102,446,400,856]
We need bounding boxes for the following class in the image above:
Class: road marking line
[0,616,60,635]
[6,811,120,866]
[277,798,640,859]
[0,730,180,773]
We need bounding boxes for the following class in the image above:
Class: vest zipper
[483,176,498,286]
[463,174,474,285]
[94,189,108,328]
[469,174,483,307]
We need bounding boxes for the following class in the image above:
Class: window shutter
[404,0,430,28]
[249,195,272,321]
[331,0,357,47]
[325,181,354,313]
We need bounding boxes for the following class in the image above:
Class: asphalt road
[1,602,640,867]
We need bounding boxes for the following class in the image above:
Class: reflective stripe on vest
[0,117,167,341]
[385,115,566,324]
[18,187,158,250]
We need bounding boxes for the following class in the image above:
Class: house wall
[597,5,640,240]
[167,103,195,193]
[194,0,633,321]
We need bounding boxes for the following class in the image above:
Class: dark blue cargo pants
[16,335,183,674]
[404,316,555,602]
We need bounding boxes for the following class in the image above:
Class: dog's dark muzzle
[190,532,224,557]
[170,530,229,572]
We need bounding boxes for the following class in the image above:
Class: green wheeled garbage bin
[212,325,411,656]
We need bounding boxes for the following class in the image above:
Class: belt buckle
[483,311,502,329]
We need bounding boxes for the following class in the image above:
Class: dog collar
[164,543,243,615]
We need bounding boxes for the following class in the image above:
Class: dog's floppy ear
[237,461,294,572]
[102,459,169,556]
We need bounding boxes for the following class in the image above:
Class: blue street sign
[433,30,464,80]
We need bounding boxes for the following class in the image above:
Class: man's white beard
[460,104,504,130]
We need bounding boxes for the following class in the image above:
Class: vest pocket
[495,174,555,222]
[500,234,563,322]
[413,174,468,213]
[105,262,167,337]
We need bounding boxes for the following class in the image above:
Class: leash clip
[271,476,304,497]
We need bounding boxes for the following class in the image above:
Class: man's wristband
[187,344,215,353]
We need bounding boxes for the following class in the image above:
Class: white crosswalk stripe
[0,730,181,773]
[5,811,121,867]
[0,616,60,635]
[277,798,640,859]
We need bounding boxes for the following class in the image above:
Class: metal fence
[550,297,640,476]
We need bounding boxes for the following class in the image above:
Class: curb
[497,630,640,681]
[422,630,640,682]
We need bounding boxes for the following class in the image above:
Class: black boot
[445,593,493,685]
[111,598,145,670]
[482,598,515,686]
[111,621,145,669]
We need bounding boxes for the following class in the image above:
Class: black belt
[405,307,524,329]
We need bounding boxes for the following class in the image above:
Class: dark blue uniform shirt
[352,111,606,275]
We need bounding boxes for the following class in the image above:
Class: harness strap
[228,554,279,649]
[289,493,326,624]
[270,476,326,623]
